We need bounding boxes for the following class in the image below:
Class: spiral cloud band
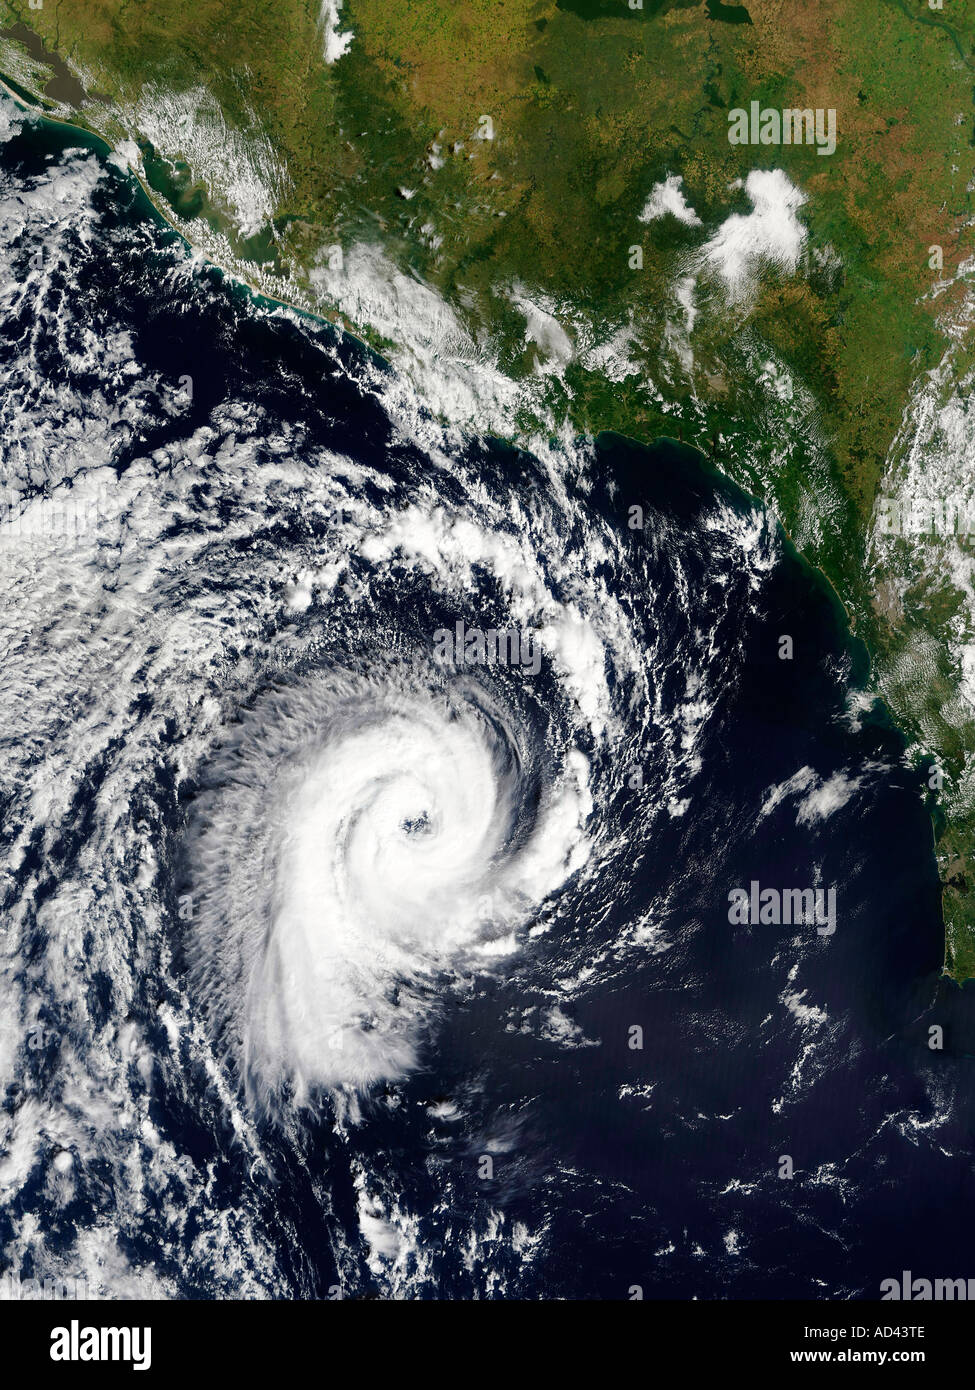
[0,123,792,1293]
[184,668,594,1104]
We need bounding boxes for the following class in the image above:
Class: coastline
[0,66,958,983]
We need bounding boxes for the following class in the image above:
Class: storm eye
[401,811,431,837]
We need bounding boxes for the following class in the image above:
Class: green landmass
[3,0,975,976]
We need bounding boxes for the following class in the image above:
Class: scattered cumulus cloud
[320,0,354,65]
[639,174,702,227]
[699,169,807,301]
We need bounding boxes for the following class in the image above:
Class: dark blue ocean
[1,100,973,1302]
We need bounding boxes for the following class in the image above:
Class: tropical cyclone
[2,0,975,973]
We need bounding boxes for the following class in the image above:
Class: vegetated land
[3,0,975,976]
